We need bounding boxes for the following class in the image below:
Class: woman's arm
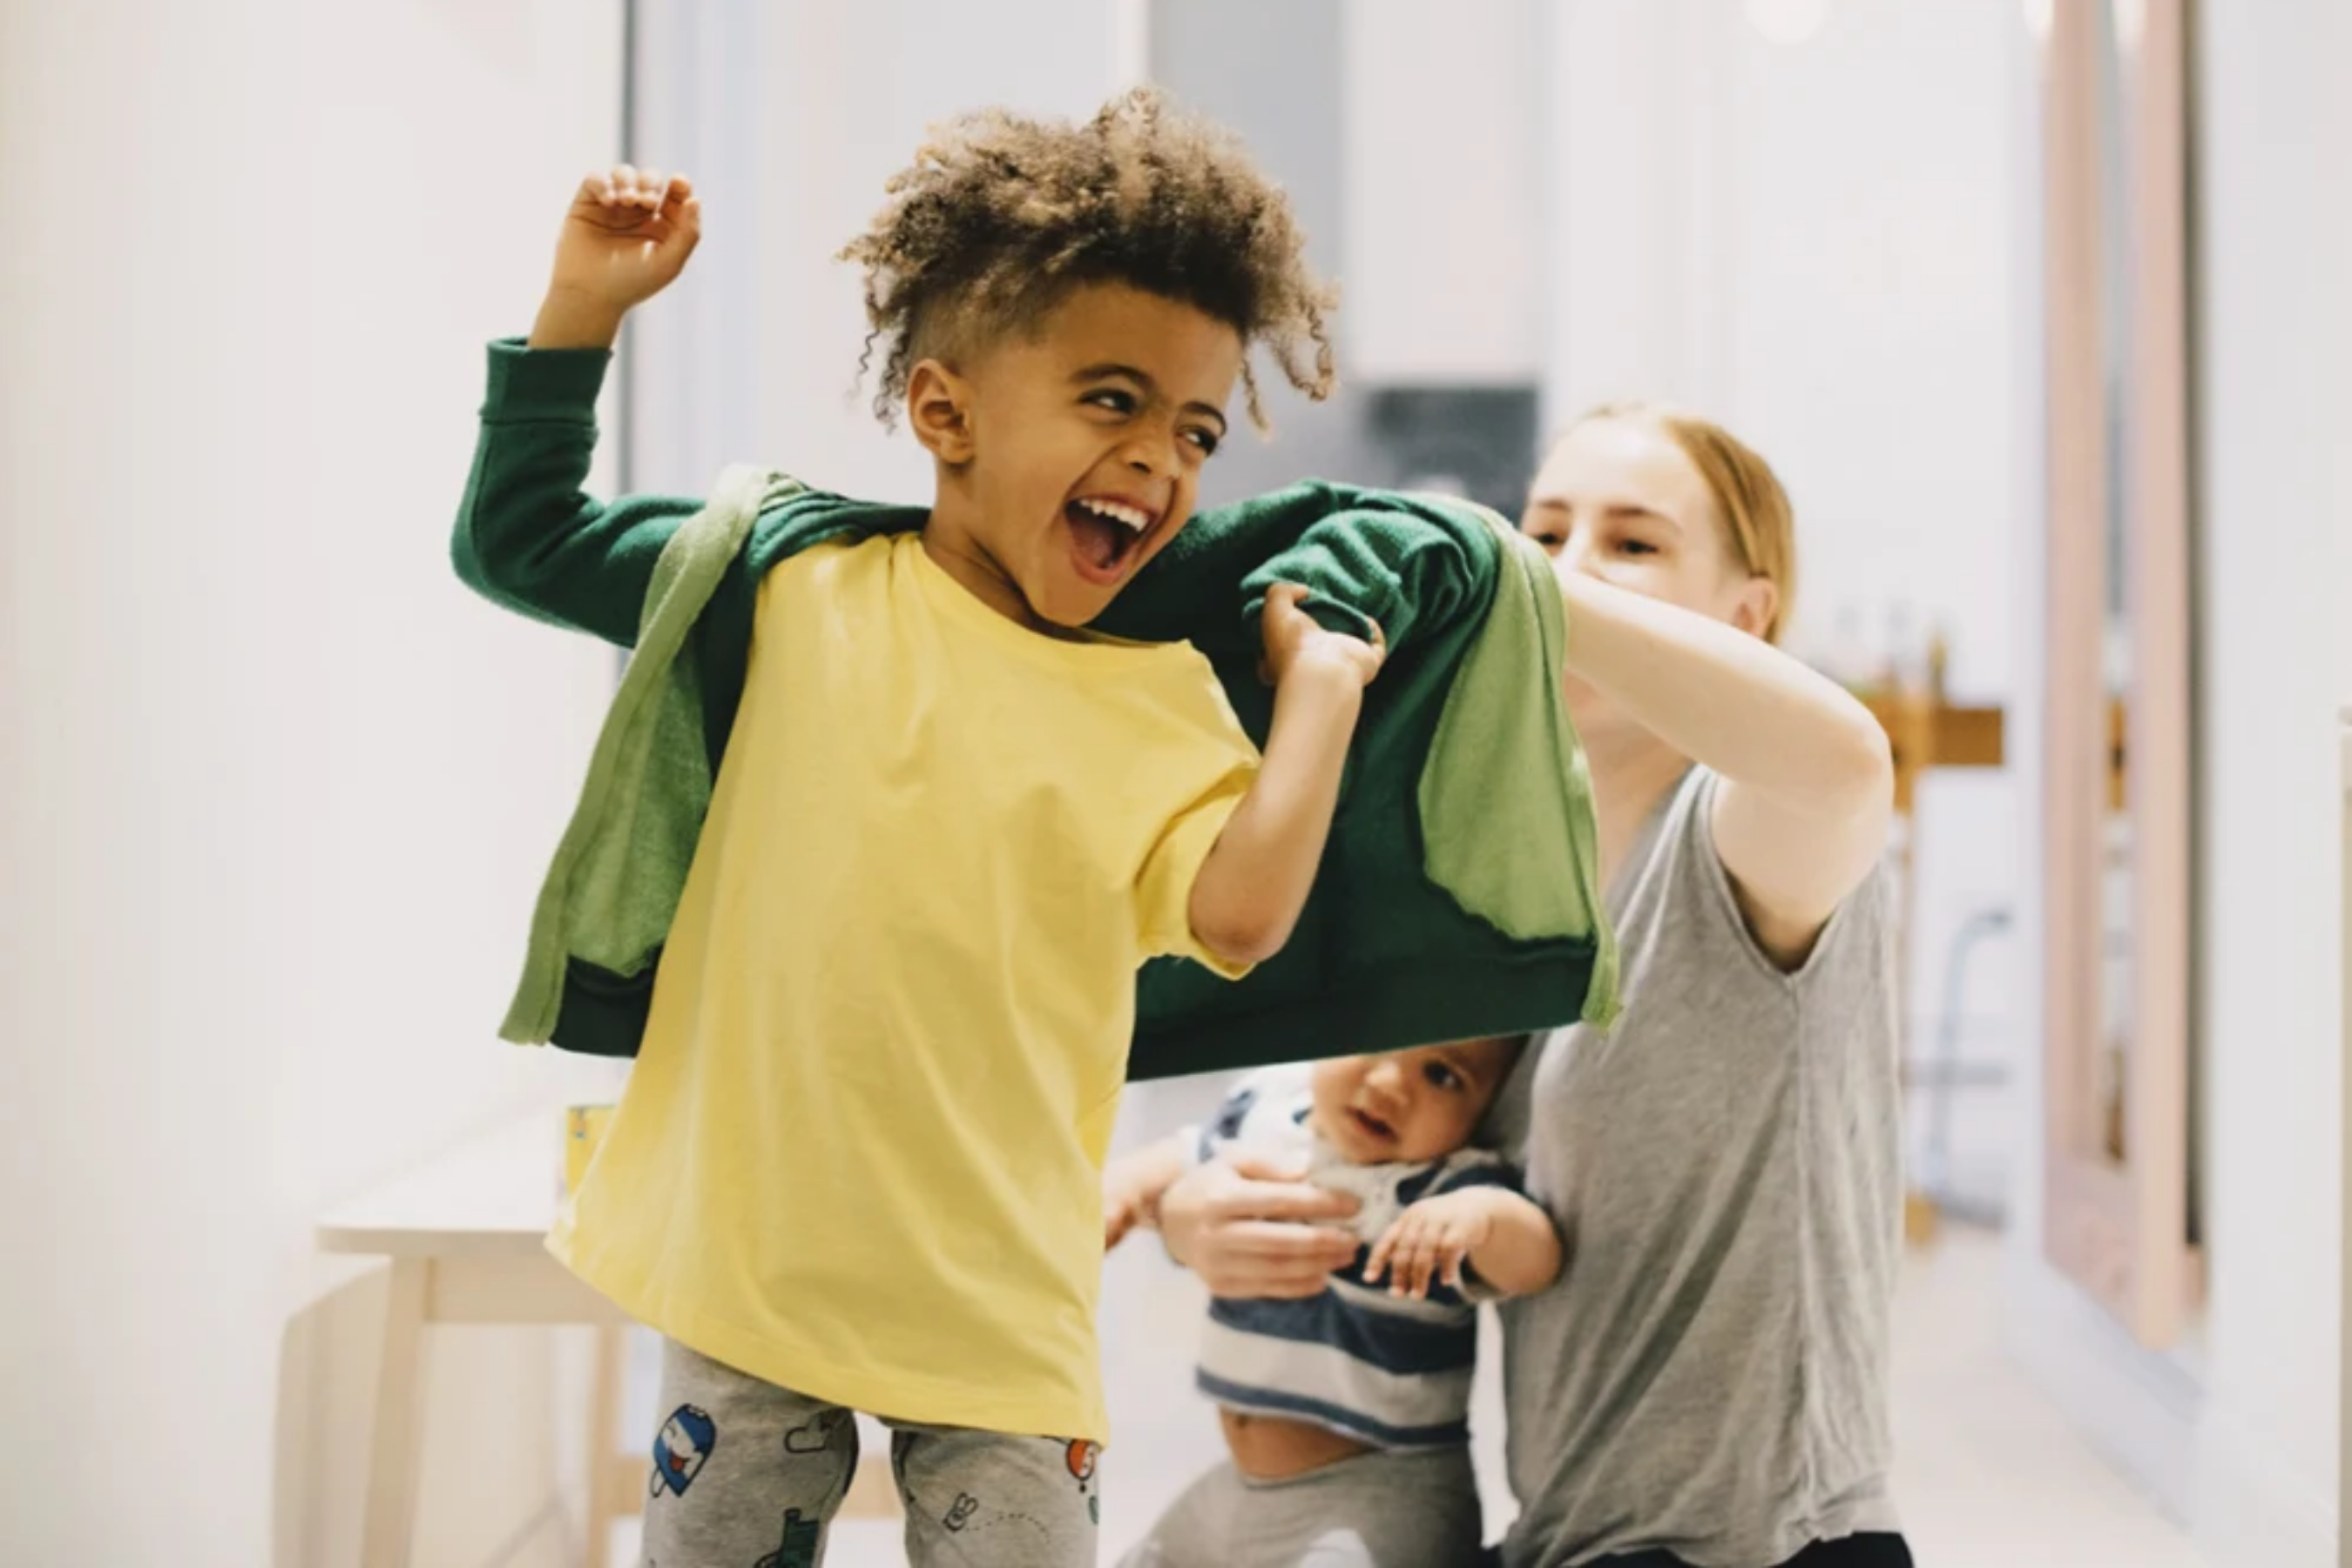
[1558,565,1894,961]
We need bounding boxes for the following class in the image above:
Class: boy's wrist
[1272,654,1368,710]
[529,287,629,350]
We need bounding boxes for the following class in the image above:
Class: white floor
[612,1220,2207,1567]
[1873,1227,2208,1567]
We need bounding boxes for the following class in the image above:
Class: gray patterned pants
[641,1338,1100,1568]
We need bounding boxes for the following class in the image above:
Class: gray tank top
[1487,767,1903,1567]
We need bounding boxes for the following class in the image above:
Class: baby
[1104,1037,1559,1567]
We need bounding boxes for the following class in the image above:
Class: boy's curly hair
[839,88,1339,432]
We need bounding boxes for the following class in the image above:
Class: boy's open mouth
[1064,495,1159,585]
[1348,1107,1397,1145]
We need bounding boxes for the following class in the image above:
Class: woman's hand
[1157,1152,1362,1299]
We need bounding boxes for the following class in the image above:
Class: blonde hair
[1575,402,1798,644]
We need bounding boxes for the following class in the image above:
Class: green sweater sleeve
[451,337,705,646]
[1098,482,1487,663]
[1233,486,1483,652]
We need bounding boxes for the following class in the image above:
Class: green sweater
[456,339,1615,1080]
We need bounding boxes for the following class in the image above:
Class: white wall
[1149,0,1374,508]
[1340,0,1544,385]
[1540,0,2028,1196]
[2182,0,2350,1555]
[0,3,625,1564]
[1721,4,2021,699]
[740,0,1128,506]
[1544,1,2018,695]
[1542,0,1727,429]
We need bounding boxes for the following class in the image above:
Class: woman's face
[1519,417,1774,734]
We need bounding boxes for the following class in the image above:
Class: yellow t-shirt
[550,531,1260,1443]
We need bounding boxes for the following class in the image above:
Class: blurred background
[3,2,2347,1565]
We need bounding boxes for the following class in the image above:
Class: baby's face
[1309,1037,1519,1166]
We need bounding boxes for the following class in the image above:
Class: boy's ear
[907,359,977,465]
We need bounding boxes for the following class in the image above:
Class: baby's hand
[1363,1188,1504,1299]
[1259,583,1384,692]
[1103,1181,1148,1252]
[544,166,703,325]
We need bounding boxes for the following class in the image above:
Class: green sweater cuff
[483,336,612,422]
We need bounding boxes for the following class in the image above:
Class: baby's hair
[838,87,1339,432]
[1480,1033,1531,1080]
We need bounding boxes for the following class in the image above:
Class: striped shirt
[1187,1069,1521,1451]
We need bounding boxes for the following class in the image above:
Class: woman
[1153,405,1911,1568]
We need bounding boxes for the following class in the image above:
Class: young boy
[457,93,1380,1567]
[1103,1040,1560,1568]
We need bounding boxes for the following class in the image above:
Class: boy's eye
[1618,537,1660,558]
[1423,1062,1463,1092]
[1185,428,1221,456]
[1084,389,1139,415]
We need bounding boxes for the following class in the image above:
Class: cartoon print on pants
[649,1403,717,1497]
[943,1492,981,1532]
[782,1409,841,1456]
[1066,1440,1101,1525]
[753,1508,821,1568]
